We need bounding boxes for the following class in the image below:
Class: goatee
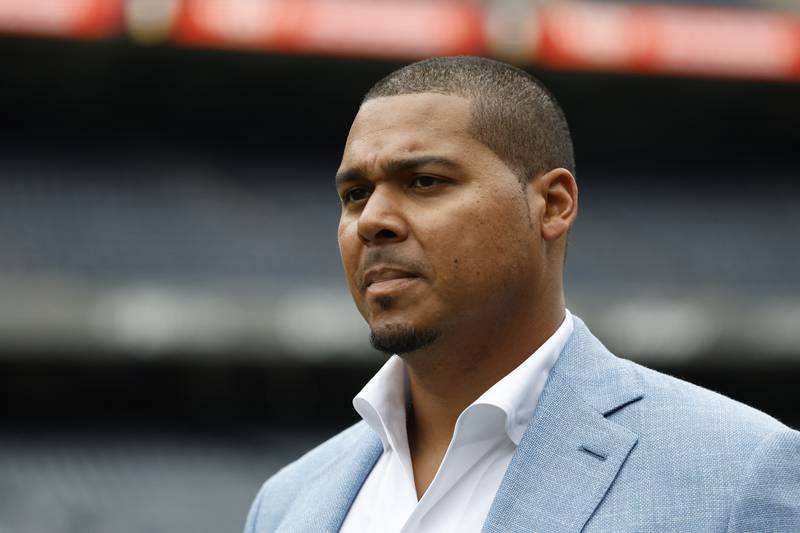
[369,325,440,355]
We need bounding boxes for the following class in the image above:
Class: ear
[535,168,578,241]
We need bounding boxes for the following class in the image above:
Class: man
[246,57,800,532]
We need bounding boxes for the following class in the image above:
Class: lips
[362,267,420,292]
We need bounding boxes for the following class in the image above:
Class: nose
[357,187,408,245]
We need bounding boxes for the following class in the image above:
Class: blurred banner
[1,0,799,81]
[0,0,123,38]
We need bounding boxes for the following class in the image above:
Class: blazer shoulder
[627,359,790,440]
[596,358,800,531]
[244,421,375,533]
[726,427,800,531]
[555,317,792,444]
[556,317,791,439]
[574,343,800,529]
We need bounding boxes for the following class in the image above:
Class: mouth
[362,267,421,294]
[366,276,421,296]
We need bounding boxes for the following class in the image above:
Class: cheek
[337,218,354,253]
[426,195,532,294]
[338,225,369,318]
[338,222,360,279]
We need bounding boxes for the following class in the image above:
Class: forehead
[341,93,481,169]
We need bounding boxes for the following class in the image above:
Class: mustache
[356,249,428,291]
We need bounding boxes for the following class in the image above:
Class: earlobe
[539,168,578,241]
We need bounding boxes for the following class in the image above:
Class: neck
[403,298,565,450]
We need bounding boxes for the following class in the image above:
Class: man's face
[336,93,543,352]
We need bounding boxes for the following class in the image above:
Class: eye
[411,175,442,189]
[342,186,371,204]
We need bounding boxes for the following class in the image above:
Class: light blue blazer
[246,317,800,532]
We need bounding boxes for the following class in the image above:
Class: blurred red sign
[1,0,798,82]
[534,2,800,80]
[0,0,122,39]
[173,0,486,58]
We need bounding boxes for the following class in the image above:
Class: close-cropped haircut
[363,56,575,183]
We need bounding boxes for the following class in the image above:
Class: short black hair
[363,56,575,183]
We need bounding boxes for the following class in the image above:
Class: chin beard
[369,324,440,355]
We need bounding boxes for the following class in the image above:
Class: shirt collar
[353,310,574,450]
[471,310,573,444]
[352,354,409,453]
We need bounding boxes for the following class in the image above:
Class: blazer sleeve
[244,481,267,533]
[726,427,800,532]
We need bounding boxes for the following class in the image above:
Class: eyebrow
[335,155,462,187]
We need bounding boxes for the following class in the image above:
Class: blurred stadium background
[1,0,799,532]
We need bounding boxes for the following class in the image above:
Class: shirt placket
[399,408,507,532]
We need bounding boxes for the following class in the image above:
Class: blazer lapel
[276,426,382,533]
[483,317,644,533]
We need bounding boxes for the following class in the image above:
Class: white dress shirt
[340,310,574,533]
